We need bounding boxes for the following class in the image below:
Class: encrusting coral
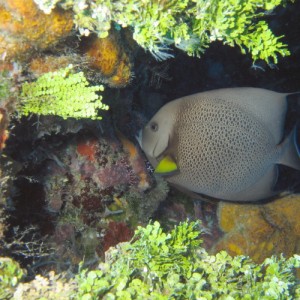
[214,194,300,263]
[28,55,85,77]
[0,0,73,62]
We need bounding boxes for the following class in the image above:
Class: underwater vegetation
[34,0,294,63]
[19,65,109,120]
[1,221,299,299]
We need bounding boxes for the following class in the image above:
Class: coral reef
[13,272,76,300]
[118,131,151,191]
[123,174,169,224]
[0,69,20,232]
[214,194,300,263]
[20,132,163,267]
[0,0,73,62]
[102,221,134,251]
[0,108,9,151]
[0,0,298,295]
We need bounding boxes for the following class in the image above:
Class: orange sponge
[214,194,300,263]
[0,0,73,61]
[85,30,133,88]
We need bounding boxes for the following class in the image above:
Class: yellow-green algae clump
[3,221,299,299]
[34,0,295,64]
[19,65,109,120]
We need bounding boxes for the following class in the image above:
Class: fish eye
[150,122,159,132]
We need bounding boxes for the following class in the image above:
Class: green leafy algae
[0,221,299,298]
[34,0,295,63]
[19,65,109,120]
[0,257,24,299]
[76,221,300,299]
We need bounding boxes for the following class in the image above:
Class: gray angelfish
[139,87,300,202]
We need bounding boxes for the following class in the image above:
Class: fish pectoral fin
[155,155,178,175]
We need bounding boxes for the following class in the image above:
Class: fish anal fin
[221,166,279,202]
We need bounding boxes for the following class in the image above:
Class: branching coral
[34,0,295,64]
[19,65,109,120]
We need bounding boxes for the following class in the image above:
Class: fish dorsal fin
[193,88,289,144]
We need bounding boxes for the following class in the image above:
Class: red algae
[77,139,98,161]
[103,221,134,251]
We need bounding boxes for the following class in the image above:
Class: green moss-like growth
[0,221,299,298]
[76,221,300,299]
[0,257,24,299]
[19,65,109,120]
[35,0,294,63]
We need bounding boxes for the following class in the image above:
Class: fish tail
[278,126,300,170]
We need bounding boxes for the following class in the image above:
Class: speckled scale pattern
[169,97,278,197]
